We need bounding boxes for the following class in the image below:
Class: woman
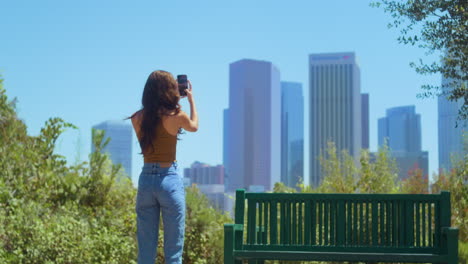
[129,70,198,264]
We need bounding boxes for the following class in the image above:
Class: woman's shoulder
[164,110,187,119]
[174,110,189,118]
[131,109,143,119]
[130,110,143,126]
[162,110,188,128]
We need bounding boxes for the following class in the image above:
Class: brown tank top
[131,112,177,163]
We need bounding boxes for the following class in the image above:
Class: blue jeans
[136,162,185,264]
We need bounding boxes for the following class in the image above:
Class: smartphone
[177,75,188,96]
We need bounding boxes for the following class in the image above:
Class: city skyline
[1,1,446,186]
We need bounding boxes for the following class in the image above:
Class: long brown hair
[129,70,182,153]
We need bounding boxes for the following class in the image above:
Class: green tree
[431,143,468,263]
[317,141,357,193]
[431,141,468,242]
[317,141,398,194]
[371,0,468,120]
[401,165,429,194]
[362,141,400,193]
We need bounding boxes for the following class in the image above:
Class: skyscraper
[378,106,421,153]
[438,76,466,171]
[281,81,304,188]
[378,106,428,181]
[309,52,362,187]
[92,120,132,178]
[224,59,281,192]
[361,93,369,149]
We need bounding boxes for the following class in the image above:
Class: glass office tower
[92,120,132,178]
[281,81,304,188]
[438,76,466,171]
[378,105,428,182]
[224,59,281,192]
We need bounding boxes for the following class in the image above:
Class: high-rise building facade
[224,59,281,192]
[438,76,466,171]
[309,52,362,187]
[378,106,421,153]
[223,109,230,188]
[378,106,428,181]
[361,93,369,149]
[281,81,304,188]
[92,120,132,178]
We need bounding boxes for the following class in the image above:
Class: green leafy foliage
[431,138,468,242]
[305,140,399,194]
[317,141,357,193]
[182,186,232,264]
[370,0,468,120]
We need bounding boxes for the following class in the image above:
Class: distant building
[378,106,428,183]
[281,81,304,188]
[309,52,362,187]
[361,93,369,149]
[224,59,281,192]
[184,161,228,211]
[184,161,224,185]
[438,76,466,171]
[379,106,421,153]
[92,120,132,178]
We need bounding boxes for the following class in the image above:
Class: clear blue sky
[0,0,441,186]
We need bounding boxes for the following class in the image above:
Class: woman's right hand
[178,79,198,132]
[186,80,194,103]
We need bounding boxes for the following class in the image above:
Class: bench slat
[304,200,311,244]
[242,244,439,253]
[245,192,443,201]
[269,201,277,244]
[247,199,256,244]
[233,250,444,262]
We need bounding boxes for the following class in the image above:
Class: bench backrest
[235,190,452,253]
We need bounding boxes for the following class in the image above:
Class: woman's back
[131,110,181,165]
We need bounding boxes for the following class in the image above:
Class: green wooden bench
[224,189,459,264]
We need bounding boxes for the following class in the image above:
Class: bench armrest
[225,224,244,264]
[225,224,244,231]
[442,227,459,235]
[441,227,459,264]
